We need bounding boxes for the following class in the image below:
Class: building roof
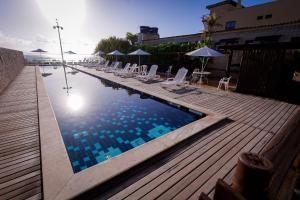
[141,20,300,45]
[206,0,238,9]
[142,32,202,42]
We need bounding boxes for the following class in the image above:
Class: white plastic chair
[137,65,160,81]
[217,76,231,91]
[139,65,148,76]
[161,67,188,87]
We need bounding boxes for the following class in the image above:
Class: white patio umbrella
[107,50,124,61]
[186,45,224,84]
[128,49,151,66]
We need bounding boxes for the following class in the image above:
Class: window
[225,21,236,30]
[265,14,272,19]
[257,16,263,20]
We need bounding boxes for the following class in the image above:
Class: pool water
[42,66,204,173]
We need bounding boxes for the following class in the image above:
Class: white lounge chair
[119,64,138,77]
[112,63,130,74]
[137,65,160,81]
[114,64,131,76]
[96,60,109,71]
[161,67,188,87]
[217,76,231,91]
[104,61,120,72]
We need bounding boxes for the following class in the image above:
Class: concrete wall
[142,33,203,45]
[212,22,300,44]
[0,47,25,94]
[210,0,300,31]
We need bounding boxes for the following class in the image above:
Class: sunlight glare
[35,0,86,29]
[67,94,84,112]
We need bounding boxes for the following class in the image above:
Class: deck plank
[75,67,300,200]
[0,66,42,200]
[1,65,298,200]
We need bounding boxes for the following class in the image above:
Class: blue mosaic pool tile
[148,125,172,139]
[130,138,146,147]
[74,147,80,152]
[72,161,80,167]
[67,146,74,151]
[83,156,91,162]
[43,67,204,173]
[94,143,101,149]
[116,137,123,143]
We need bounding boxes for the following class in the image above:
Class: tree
[202,12,221,45]
[94,36,130,54]
[126,32,138,45]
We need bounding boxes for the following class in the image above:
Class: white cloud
[35,34,56,44]
[0,30,33,51]
[0,30,95,54]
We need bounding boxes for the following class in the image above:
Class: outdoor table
[192,71,211,84]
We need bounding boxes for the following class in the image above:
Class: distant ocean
[23,53,99,62]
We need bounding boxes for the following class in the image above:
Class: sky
[0,0,273,55]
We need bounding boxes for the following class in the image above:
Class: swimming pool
[41,66,205,173]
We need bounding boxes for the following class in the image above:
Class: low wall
[0,47,25,94]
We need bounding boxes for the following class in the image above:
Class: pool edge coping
[37,66,227,200]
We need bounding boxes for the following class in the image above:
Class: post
[232,152,273,200]
[226,50,233,77]
[53,19,71,91]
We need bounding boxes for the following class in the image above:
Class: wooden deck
[0,65,299,200]
[74,66,300,200]
[0,66,42,200]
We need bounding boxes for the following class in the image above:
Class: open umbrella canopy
[128,49,151,56]
[31,48,47,53]
[186,46,224,57]
[128,49,150,66]
[65,50,76,54]
[107,50,124,56]
[186,46,224,84]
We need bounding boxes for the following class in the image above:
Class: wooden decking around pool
[0,66,42,200]
[0,65,299,200]
[75,66,300,200]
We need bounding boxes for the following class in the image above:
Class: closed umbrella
[186,46,224,84]
[107,50,124,61]
[128,49,151,66]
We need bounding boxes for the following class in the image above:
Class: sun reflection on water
[67,94,84,112]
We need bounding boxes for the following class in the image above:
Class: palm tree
[202,12,221,44]
[126,32,138,45]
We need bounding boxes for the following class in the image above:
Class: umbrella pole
[40,52,45,73]
[199,57,205,84]
[139,56,140,66]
